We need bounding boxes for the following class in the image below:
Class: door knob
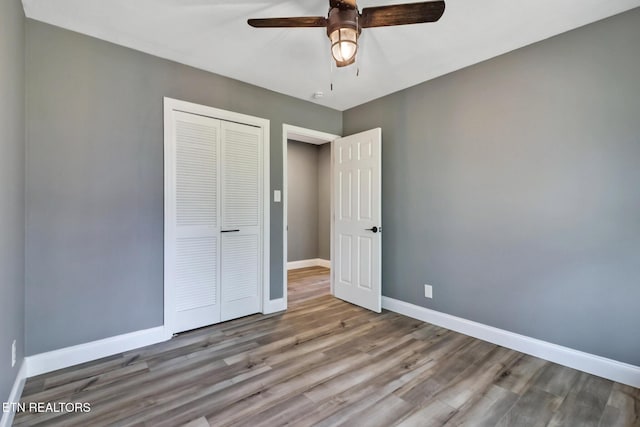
[366,226,379,233]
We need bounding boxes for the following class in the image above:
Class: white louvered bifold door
[170,111,222,333]
[220,121,263,321]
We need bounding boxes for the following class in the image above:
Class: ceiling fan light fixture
[330,27,358,67]
[326,7,360,67]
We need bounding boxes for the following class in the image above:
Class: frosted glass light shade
[330,27,358,65]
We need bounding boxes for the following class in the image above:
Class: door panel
[222,123,261,228]
[340,170,353,220]
[220,121,262,320]
[175,119,218,227]
[221,233,260,321]
[358,168,373,220]
[333,128,382,312]
[358,236,373,290]
[339,234,353,284]
[174,236,219,332]
[171,111,222,332]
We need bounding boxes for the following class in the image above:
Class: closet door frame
[163,97,270,338]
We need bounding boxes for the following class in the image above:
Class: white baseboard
[287,258,330,270]
[25,326,167,378]
[0,361,27,427]
[263,298,287,314]
[382,296,640,388]
[316,259,331,268]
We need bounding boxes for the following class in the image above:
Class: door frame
[282,124,340,309]
[164,97,270,339]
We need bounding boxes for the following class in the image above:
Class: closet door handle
[221,229,240,233]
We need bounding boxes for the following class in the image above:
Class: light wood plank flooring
[287,266,331,306]
[16,267,640,426]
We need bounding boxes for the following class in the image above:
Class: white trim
[382,296,640,388]
[329,140,335,295]
[287,259,317,269]
[287,258,331,270]
[263,298,287,314]
[164,97,271,131]
[262,120,271,316]
[163,99,176,339]
[164,97,270,332]
[317,259,331,269]
[25,326,167,378]
[284,125,338,146]
[282,127,288,309]
[0,361,27,427]
[287,132,331,146]
[282,124,340,307]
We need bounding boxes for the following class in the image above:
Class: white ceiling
[22,0,640,111]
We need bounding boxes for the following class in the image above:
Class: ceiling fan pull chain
[355,12,360,76]
[355,12,362,78]
[330,56,335,91]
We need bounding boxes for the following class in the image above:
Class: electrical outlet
[424,284,433,299]
[11,340,16,367]
[274,190,281,203]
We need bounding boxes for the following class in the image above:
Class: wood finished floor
[16,267,640,426]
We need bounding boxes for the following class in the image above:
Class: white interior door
[333,128,382,312]
[220,121,263,321]
[169,111,222,332]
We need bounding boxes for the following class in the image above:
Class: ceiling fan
[248,0,445,67]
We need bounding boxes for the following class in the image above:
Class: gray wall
[287,141,319,262]
[21,5,640,366]
[25,20,342,355]
[318,143,331,260]
[0,0,25,402]
[343,8,640,365]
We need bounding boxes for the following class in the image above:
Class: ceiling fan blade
[330,0,357,9]
[248,16,327,28]
[360,1,445,28]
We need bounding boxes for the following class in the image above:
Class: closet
[164,99,267,334]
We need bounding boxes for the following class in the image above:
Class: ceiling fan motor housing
[327,7,361,67]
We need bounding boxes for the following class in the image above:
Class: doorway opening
[282,125,339,309]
